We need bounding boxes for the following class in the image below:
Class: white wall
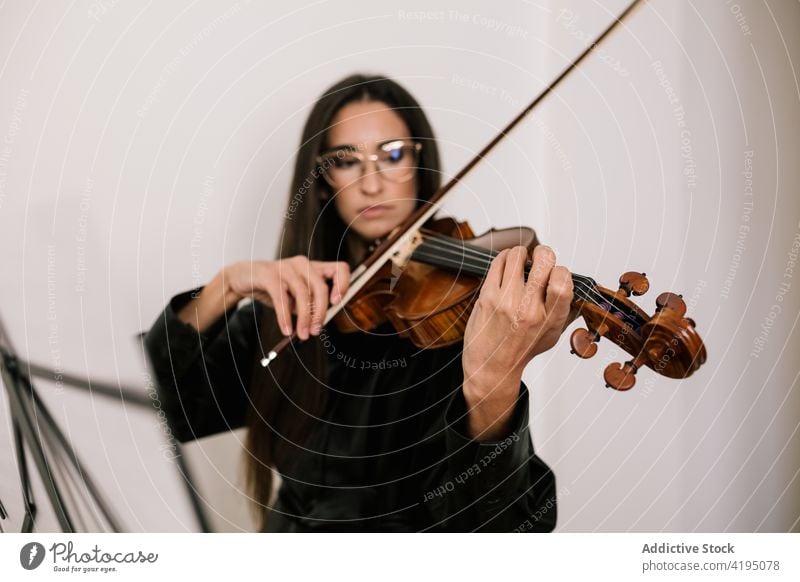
[0,0,796,532]
[534,0,800,531]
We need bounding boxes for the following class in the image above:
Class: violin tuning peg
[603,361,638,391]
[655,292,687,317]
[618,272,649,297]
[570,328,599,359]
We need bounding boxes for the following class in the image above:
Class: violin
[332,216,706,391]
[260,0,707,390]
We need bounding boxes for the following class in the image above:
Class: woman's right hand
[224,257,351,340]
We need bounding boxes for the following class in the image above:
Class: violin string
[413,243,643,331]
[414,230,644,328]
[409,248,600,305]
[417,229,610,298]
[426,234,644,329]
[414,240,596,303]
[409,248,604,314]
[416,235,643,328]
[416,229,592,288]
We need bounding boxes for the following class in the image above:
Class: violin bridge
[390,230,424,270]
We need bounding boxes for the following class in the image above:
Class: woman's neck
[345,231,370,266]
[345,230,392,267]
[345,230,385,266]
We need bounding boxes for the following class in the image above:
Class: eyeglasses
[315,139,423,188]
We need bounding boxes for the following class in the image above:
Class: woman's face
[323,100,418,242]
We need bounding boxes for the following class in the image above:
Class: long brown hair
[243,73,442,530]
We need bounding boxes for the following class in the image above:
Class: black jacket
[143,288,557,532]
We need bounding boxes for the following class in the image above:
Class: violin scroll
[571,271,707,391]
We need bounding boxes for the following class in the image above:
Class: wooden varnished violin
[331,216,706,391]
[260,0,707,389]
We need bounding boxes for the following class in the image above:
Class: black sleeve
[142,287,263,443]
[424,382,557,532]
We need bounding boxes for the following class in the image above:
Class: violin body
[334,217,538,348]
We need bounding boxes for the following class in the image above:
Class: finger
[282,266,311,340]
[526,245,556,307]
[500,246,528,303]
[482,248,508,295]
[305,267,329,335]
[545,266,573,327]
[263,279,294,336]
[314,261,351,303]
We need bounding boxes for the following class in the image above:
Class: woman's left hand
[461,245,575,440]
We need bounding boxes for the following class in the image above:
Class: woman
[143,73,574,532]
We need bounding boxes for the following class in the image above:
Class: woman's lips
[359,204,393,218]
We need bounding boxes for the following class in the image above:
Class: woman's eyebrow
[324,143,358,151]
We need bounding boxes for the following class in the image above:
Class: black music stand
[0,316,211,532]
